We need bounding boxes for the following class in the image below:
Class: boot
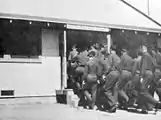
[140,109,148,114]
[155,102,161,109]
[107,105,117,113]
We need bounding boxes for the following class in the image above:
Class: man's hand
[97,80,100,84]
[140,77,144,83]
[102,74,106,80]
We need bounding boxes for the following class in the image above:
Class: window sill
[0,58,42,64]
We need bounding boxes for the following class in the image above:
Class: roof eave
[0,12,161,33]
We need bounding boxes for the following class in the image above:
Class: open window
[0,19,41,59]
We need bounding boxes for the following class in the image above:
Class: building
[0,0,161,98]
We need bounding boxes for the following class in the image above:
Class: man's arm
[117,56,124,73]
[151,55,161,69]
[131,60,137,76]
[140,55,145,77]
[68,52,72,61]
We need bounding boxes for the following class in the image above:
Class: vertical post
[147,0,150,16]
[62,30,67,90]
[63,30,67,89]
[107,34,111,53]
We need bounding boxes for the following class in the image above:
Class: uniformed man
[153,48,161,101]
[95,50,110,110]
[83,50,99,109]
[68,45,79,78]
[89,44,97,55]
[100,47,120,113]
[116,48,134,110]
[68,45,78,62]
[72,50,88,107]
[137,45,161,114]
[129,51,143,107]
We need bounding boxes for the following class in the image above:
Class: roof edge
[0,12,161,33]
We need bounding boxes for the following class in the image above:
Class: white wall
[0,29,61,97]
[0,0,160,29]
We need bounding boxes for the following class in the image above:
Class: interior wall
[42,29,59,57]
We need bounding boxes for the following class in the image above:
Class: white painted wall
[0,0,160,29]
[0,29,61,97]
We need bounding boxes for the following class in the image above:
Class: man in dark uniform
[95,49,110,110]
[128,51,143,108]
[100,47,121,112]
[83,50,99,109]
[68,45,78,62]
[67,45,79,81]
[149,48,161,101]
[72,50,89,107]
[152,48,161,101]
[116,48,134,110]
[136,45,161,114]
[72,53,86,91]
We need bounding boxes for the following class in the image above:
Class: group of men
[67,43,161,114]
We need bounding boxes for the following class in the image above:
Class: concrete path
[0,103,161,120]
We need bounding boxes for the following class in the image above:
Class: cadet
[116,48,134,110]
[137,45,161,114]
[68,45,79,78]
[68,44,78,62]
[153,48,161,101]
[101,47,121,113]
[73,50,88,107]
[83,51,99,109]
[130,51,143,107]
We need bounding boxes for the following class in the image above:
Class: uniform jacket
[85,57,99,75]
[119,53,134,72]
[108,53,121,72]
[68,50,78,61]
[98,55,111,76]
[140,52,161,76]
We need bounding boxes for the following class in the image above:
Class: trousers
[117,70,131,103]
[103,71,120,107]
[83,83,98,109]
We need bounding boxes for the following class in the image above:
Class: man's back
[140,52,154,75]
[86,57,99,75]
[108,53,121,71]
[120,53,134,71]
[98,55,111,75]
[156,52,161,65]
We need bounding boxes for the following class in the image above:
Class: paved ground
[0,103,161,120]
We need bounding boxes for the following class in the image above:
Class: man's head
[88,51,96,58]
[95,43,100,50]
[72,44,77,50]
[110,46,116,54]
[141,45,148,53]
[151,48,157,56]
[121,48,128,55]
